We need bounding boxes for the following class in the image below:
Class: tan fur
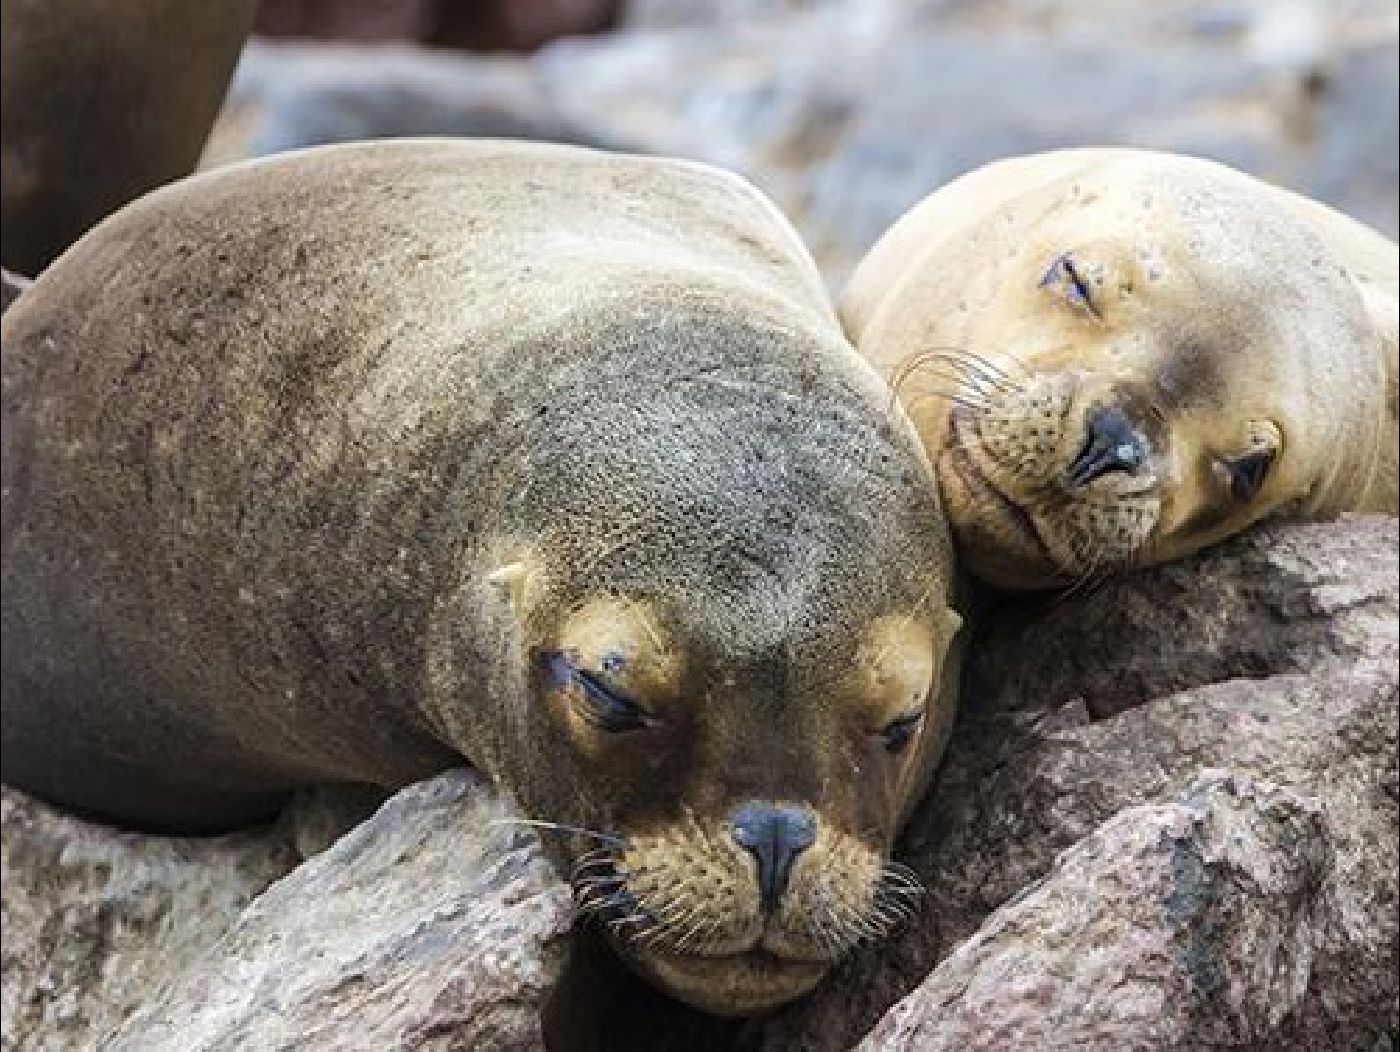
[1,0,256,274]
[1,139,961,1013]
[842,148,1398,589]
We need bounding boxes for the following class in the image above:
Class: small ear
[943,607,964,638]
[486,561,536,619]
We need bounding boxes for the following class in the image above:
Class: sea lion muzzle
[727,801,818,913]
[1066,405,1151,487]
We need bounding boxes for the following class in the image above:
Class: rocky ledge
[3,515,1394,1050]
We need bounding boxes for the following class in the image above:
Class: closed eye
[1222,446,1275,503]
[880,710,924,754]
[571,666,652,733]
[1039,253,1101,318]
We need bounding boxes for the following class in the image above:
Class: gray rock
[749,516,1398,1051]
[1,268,31,313]
[967,515,1399,720]
[202,41,603,170]
[860,771,1338,1051]
[0,788,299,1052]
[206,0,1399,287]
[104,769,572,1052]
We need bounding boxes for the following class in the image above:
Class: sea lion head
[847,151,1392,589]
[446,297,962,1014]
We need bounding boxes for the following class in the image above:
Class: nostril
[729,802,817,913]
[1067,406,1149,487]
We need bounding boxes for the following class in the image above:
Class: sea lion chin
[841,148,1398,590]
[1,138,963,1014]
[630,948,829,1016]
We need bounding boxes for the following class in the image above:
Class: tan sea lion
[841,148,1398,589]
[0,0,257,275]
[0,139,963,1015]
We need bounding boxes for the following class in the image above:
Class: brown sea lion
[841,148,1398,589]
[1,139,963,1015]
[0,0,256,275]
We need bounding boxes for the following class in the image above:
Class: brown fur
[0,139,961,1013]
[1,0,256,274]
[842,148,1398,589]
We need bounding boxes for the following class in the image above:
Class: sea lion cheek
[1148,414,1287,561]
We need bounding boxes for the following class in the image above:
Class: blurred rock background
[210,0,1399,286]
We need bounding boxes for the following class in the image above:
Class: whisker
[901,361,1013,395]
[898,347,1025,393]
[906,389,993,415]
[489,818,627,847]
[900,366,1003,402]
[915,349,1025,392]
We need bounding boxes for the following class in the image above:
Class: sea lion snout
[728,801,818,912]
[1066,405,1150,487]
[843,148,1397,591]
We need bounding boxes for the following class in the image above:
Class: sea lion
[841,148,1398,589]
[1,0,257,275]
[0,139,963,1015]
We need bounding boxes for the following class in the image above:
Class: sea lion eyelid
[571,664,654,732]
[1222,446,1276,503]
[1040,252,1100,316]
[879,709,924,754]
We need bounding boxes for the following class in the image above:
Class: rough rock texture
[861,771,1340,1050]
[968,513,1400,718]
[205,0,1399,285]
[1,268,31,313]
[1,523,1394,1051]
[104,769,572,1051]
[0,789,299,1051]
[748,516,1399,1051]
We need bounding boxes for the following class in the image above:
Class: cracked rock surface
[1,771,571,1052]
[103,770,572,1051]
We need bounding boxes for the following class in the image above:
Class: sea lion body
[2,139,961,1013]
[842,148,1397,588]
[1,0,256,274]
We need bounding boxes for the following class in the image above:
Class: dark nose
[1066,406,1149,487]
[729,802,818,913]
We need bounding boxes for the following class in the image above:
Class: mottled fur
[1,139,960,1013]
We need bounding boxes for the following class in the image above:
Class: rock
[1,526,1394,1050]
[2,268,31,312]
[104,769,572,1052]
[200,41,603,170]
[859,771,1339,1050]
[1,770,570,1052]
[748,516,1398,1051]
[967,514,1400,719]
[0,787,299,1052]
[205,0,1400,286]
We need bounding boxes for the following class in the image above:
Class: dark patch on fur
[1155,339,1227,411]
